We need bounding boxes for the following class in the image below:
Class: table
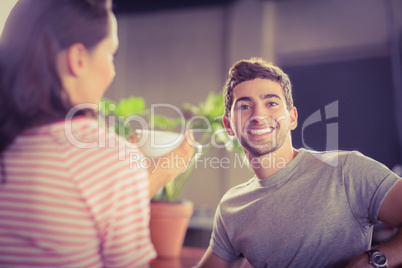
[150,247,206,268]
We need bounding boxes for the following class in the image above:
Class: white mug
[135,129,201,158]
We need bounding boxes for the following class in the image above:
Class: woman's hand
[147,130,196,197]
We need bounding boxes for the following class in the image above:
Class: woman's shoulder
[46,116,107,146]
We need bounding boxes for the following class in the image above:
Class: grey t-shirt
[210,149,401,268]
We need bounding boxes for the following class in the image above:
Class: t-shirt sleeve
[343,151,401,226]
[210,203,242,263]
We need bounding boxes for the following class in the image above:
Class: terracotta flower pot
[150,200,194,258]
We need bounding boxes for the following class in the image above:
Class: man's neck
[249,142,298,180]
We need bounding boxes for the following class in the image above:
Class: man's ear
[222,115,235,136]
[66,43,88,77]
[289,106,298,130]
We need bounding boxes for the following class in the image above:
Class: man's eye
[238,104,251,110]
[267,102,278,107]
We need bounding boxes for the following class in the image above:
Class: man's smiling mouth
[247,127,275,135]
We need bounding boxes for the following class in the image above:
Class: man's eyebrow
[234,94,282,105]
[261,94,281,100]
[235,96,253,103]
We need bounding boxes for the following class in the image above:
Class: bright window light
[0,0,19,38]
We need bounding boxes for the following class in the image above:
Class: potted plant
[99,92,242,257]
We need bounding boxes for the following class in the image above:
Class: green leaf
[114,97,146,119]
[101,91,246,203]
[184,91,224,121]
[182,103,200,116]
[152,114,182,130]
[99,98,117,116]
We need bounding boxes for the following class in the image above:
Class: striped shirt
[0,117,156,267]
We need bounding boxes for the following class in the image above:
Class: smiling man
[198,58,402,268]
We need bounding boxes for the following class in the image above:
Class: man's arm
[375,180,402,266]
[197,247,251,268]
[346,180,402,268]
[197,247,232,268]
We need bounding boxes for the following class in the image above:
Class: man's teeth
[248,128,274,135]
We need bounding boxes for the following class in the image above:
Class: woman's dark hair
[0,0,112,154]
[0,0,112,183]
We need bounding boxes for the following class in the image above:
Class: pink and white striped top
[0,117,156,267]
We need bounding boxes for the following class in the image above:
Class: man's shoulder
[301,148,361,167]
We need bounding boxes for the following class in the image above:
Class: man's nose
[251,103,264,116]
[251,104,268,120]
[249,116,271,126]
[250,108,270,125]
[250,105,280,126]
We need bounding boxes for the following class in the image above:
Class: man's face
[224,78,297,157]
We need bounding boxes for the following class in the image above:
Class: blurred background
[1,0,401,248]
